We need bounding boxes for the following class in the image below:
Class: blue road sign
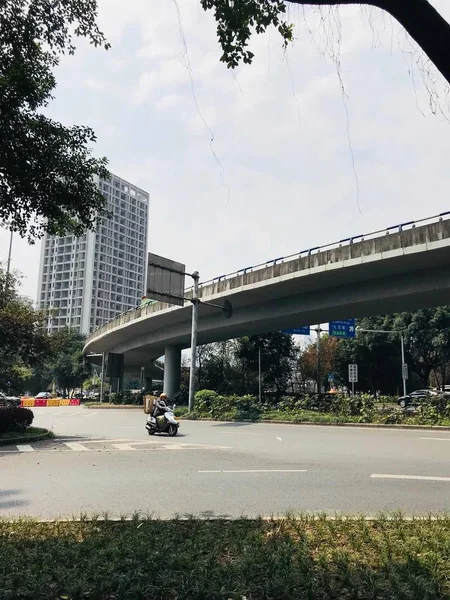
[329,319,356,338]
[281,326,310,335]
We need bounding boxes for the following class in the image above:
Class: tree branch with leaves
[0,0,110,241]
[202,0,450,85]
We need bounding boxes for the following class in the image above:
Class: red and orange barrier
[19,398,81,408]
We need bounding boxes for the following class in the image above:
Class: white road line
[420,437,450,442]
[216,432,261,436]
[64,442,91,451]
[112,443,137,451]
[199,469,307,474]
[69,438,133,444]
[84,412,99,418]
[16,445,34,452]
[371,474,450,482]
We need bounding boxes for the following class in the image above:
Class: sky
[1,0,450,301]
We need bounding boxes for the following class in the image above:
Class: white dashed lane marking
[371,474,450,482]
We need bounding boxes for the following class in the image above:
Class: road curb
[84,404,143,409]
[6,513,450,523]
[0,429,53,446]
[179,417,450,431]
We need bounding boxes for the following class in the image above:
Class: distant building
[37,173,149,334]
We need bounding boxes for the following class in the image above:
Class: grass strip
[0,427,53,446]
[1,514,449,599]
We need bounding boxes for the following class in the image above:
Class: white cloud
[2,0,450,303]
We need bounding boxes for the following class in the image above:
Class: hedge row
[0,407,34,432]
[193,390,450,425]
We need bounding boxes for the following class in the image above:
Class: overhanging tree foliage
[202,0,450,85]
[0,0,110,241]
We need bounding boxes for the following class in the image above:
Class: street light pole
[6,230,13,275]
[188,272,199,413]
[400,334,407,397]
[100,352,105,403]
[315,325,321,394]
[258,345,262,403]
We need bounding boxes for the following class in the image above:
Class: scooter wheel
[168,424,178,437]
[147,429,155,435]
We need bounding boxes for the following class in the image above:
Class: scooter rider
[153,392,169,418]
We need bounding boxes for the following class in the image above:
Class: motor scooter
[145,404,179,436]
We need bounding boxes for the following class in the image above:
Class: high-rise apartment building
[37,173,149,334]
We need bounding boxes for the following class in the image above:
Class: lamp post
[355,327,407,397]
[6,230,13,274]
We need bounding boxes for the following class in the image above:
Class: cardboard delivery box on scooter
[143,394,157,414]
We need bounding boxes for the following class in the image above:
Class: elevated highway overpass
[84,213,450,395]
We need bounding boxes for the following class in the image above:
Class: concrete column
[145,377,153,392]
[163,345,182,398]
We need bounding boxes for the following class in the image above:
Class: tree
[336,316,402,394]
[0,0,110,241]
[202,0,450,86]
[45,328,90,397]
[0,267,50,393]
[300,335,342,392]
[393,308,450,389]
[196,341,238,394]
[234,332,297,398]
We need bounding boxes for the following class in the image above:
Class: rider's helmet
[160,393,168,400]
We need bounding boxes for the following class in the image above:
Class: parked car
[0,392,21,408]
[35,391,52,400]
[397,389,439,408]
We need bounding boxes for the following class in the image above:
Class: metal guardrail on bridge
[87,212,450,341]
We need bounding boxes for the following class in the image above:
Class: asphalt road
[1,407,450,519]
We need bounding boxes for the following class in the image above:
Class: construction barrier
[21,398,35,408]
[19,398,81,408]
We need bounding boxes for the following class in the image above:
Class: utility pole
[146,261,232,413]
[188,272,199,413]
[100,353,105,403]
[315,325,321,394]
[400,333,407,397]
[258,345,262,404]
[6,230,13,275]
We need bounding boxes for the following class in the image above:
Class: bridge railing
[87,211,450,341]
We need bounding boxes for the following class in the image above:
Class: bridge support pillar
[164,345,182,399]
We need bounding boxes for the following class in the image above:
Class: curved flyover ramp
[84,214,450,381]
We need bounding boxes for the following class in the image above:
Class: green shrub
[328,394,376,421]
[0,407,34,432]
[194,389,220,413]
[428,395,450,417]
[109,392,124,404]
[194,390,261,420]
[208,393,260,420]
